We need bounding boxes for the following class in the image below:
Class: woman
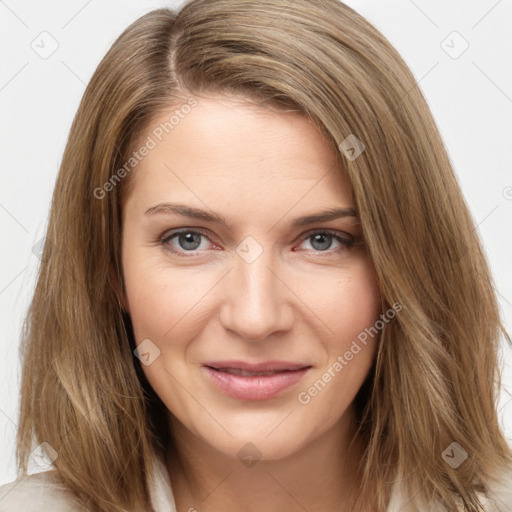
[1,0,511,510]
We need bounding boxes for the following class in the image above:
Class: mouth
[201,360,312,401]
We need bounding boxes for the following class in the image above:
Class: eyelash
[158,228,355,257]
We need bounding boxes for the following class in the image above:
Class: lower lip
[202,366,311,401]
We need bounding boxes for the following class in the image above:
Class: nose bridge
[219,237,292,340]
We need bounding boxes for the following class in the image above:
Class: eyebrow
[144,202,358,228]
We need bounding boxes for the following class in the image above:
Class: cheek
[313,258,382,352]
[122,248,206,342]
[121,253,206,406]
[302,260,381,403]
[337,271,381,349]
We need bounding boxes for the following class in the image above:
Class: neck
[165,407,366,512]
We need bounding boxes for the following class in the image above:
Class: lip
[201,360,312,401]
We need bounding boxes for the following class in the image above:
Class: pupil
[312,234,332,251]
[180,232,201,250]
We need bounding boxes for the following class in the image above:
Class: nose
[218,243,295,342]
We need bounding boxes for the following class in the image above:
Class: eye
[159,228,356,257]
[161,229,213,254]
[295,229,355,254]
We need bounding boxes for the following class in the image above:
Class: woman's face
[121,95,381,462]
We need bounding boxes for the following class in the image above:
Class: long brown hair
[17,1,512,510]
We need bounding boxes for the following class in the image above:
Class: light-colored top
[1,455,512,511]
[0,456,176,512]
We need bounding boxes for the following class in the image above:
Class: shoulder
[0,456,176,512]
[386,467,512,511]
[0,471,86,512]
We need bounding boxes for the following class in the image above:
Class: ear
[110,264,130,313]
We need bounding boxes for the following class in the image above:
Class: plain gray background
[1,0,511,485]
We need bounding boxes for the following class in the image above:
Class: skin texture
[121,95,382,511]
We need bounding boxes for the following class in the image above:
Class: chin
[219,430,310,464]
[185,408,323,465]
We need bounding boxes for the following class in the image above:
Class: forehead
[123,95,354,215]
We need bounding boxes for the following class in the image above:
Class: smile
[201,360,312,401]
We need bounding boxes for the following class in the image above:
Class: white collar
[148,455,177,512]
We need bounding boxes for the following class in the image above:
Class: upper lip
[203,360,311,372]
